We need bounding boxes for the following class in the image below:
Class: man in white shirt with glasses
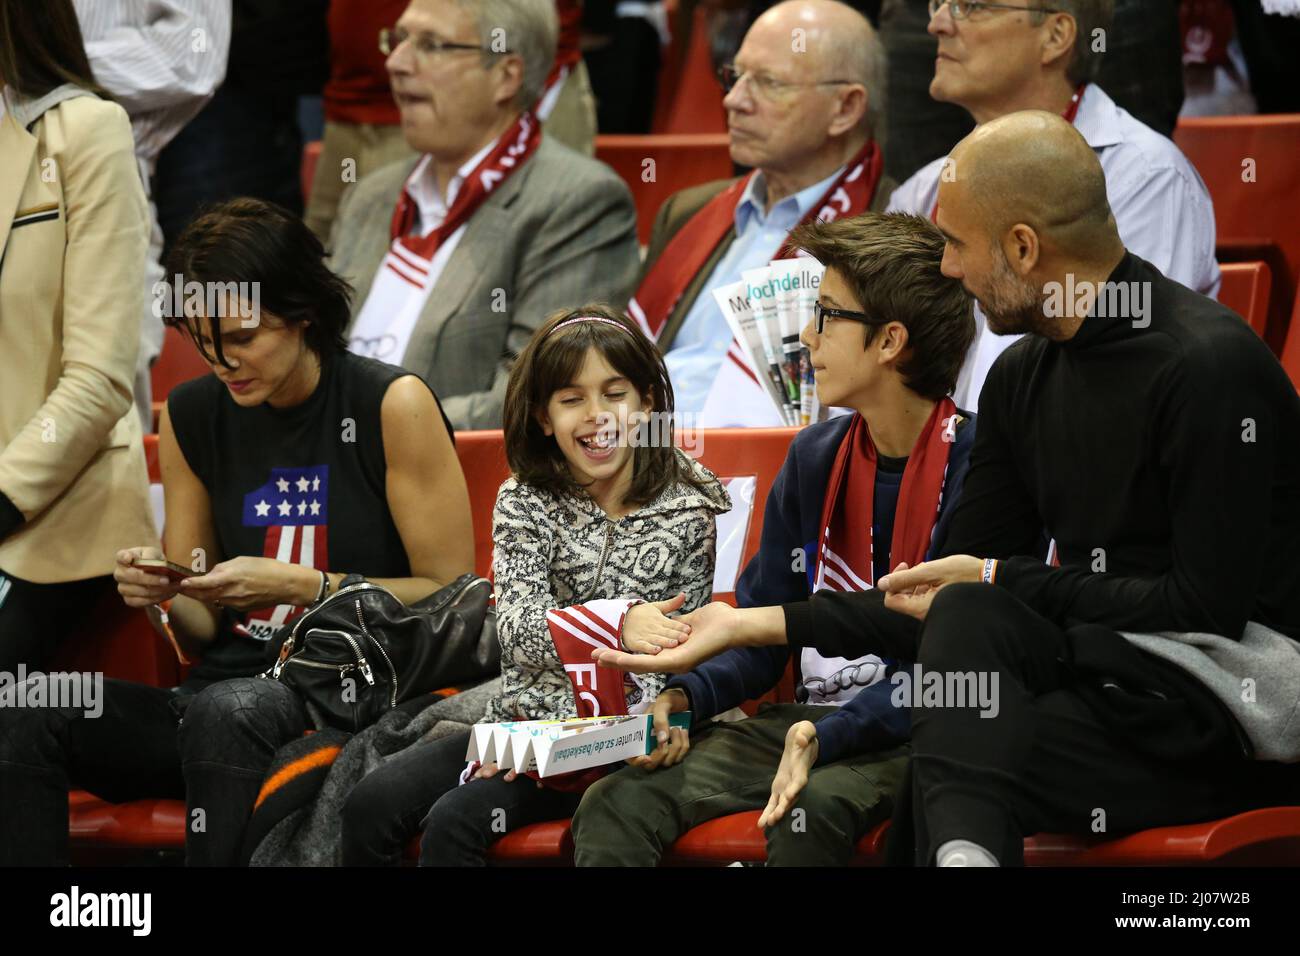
[888,0,1219,411]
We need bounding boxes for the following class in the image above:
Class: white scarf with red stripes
[546,598,657,717]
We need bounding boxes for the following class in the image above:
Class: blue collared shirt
[664,166,844,415]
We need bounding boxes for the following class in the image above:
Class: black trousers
[0,676,207,865]
[0,672,308,866]
[889,583,1300,866]
[0,571,114,672]
[177,677,309,866]
[340,730,582,867]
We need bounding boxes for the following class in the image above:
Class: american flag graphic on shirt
[239,465,329,641]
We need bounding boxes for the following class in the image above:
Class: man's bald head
[935,111,1128,340]
[743,0,885,137]
[946,110,1120,261]
[738,0,889,145]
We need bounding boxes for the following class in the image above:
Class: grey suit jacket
[639,172,898,353]
[330,136,639,430]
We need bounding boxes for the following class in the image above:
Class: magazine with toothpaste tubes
[466,712,692,778]
[741,265,798,425]
[767,257,825,426]
[710,280,789,422]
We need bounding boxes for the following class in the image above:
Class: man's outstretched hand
[592,600,739,674]
[878,556,984,621]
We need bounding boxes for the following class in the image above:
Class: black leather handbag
[265,572,499,732]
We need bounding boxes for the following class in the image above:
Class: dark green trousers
[572,703,909,866]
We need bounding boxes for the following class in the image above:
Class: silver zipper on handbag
[353,599,393,706]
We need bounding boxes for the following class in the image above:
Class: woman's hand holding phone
[114,547,186,607]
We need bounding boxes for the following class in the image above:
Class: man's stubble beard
[980,250,1048,336]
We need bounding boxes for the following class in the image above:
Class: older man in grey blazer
[330,0,638,430]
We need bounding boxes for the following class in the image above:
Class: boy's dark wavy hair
[503,305,703,505]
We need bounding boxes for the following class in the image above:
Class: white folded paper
[466,712,692,777]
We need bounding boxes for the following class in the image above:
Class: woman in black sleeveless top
[0,198,472,867]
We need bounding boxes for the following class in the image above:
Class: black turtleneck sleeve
[943,254,1300,640]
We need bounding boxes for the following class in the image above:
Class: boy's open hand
[758,720,819,828]
[595,600,739,674]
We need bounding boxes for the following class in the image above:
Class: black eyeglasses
[378,26,512,59]
[813,300,883,335]
[927,0,1060,20]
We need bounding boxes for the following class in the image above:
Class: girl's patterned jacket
[483,450,731,723]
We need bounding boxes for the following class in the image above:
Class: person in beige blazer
[0,48,157,667]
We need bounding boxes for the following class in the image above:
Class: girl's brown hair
[503,305,700,505]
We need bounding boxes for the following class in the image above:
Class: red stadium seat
[302,139,323,206]
[595,133,733,245]
[650,808,1300,867]
[451,430,512,580]
[662,812,892,866]
[1023,808,1300,866]
[150,325,212,426]
[1174,114,1300,352]
[50,433,178,687]
[68,793,186,852]
[1217,260,1271,338]
[1282,286,1300,392]
[652,4,727,135]
[486,819,575,865]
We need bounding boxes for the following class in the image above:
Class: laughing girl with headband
[338,305,730,866]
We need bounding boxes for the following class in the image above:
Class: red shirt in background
[324,0,409,126]
[325,0,585,127]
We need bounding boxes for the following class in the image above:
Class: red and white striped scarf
[628,139,885,341]
[813,399,958,593]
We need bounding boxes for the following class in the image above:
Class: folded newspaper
[713,258,825,426]
[466,712,692,777]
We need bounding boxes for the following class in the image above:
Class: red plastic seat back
[302,139,322,205]
[595,133,733,245]
[1174,115,1300,351]
[452,430,512,580]
[652,4,727,135]
[150,325,212,405]
[1217,261,1271,337]
[1282,287,1300,392]
[693,427,799,599]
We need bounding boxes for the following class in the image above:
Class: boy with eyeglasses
[571,212,977,866]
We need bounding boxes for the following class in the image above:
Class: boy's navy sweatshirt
[667,409,977,765]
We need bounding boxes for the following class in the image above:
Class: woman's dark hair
[162,198,353,368]
[503,305,702,506]
[0,0,109,100]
